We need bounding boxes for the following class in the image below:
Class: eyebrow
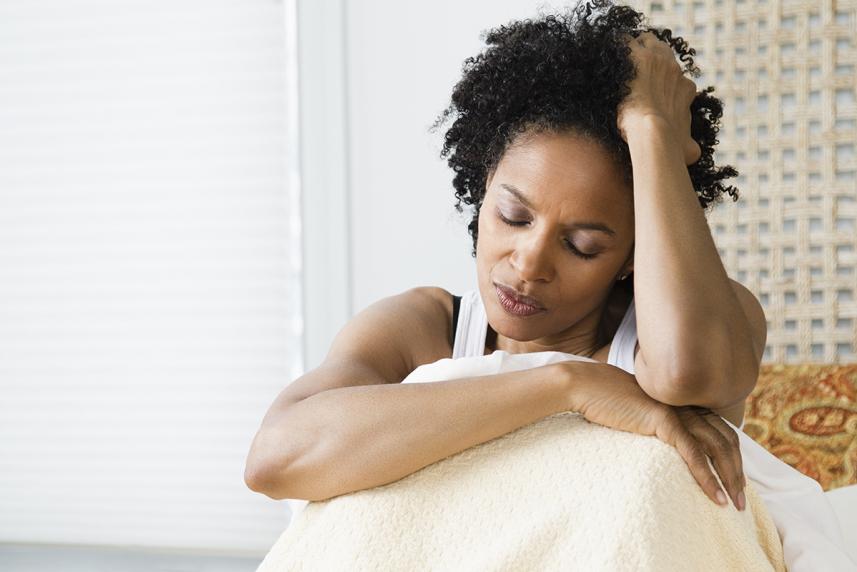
[499,183,617,237]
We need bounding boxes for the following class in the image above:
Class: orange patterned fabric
[744,364,857,492]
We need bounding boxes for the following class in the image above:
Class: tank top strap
[450,294,462,347]
[607,297,638,375]
[452,289,489,359]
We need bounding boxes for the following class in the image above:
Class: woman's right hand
[557,360,745,511]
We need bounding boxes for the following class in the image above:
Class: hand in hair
[617,31,703,166]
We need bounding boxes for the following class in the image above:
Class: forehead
[490,130,633,221]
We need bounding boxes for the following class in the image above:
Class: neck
[490,328,601,358]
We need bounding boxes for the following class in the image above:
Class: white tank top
[452,288,638,374]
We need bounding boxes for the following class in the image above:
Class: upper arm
[632,278,767,428]
[265,286,452,414]
[245,287,452,482]
[715,278,767,426]
[728,278,767,368]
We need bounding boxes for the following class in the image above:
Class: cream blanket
[257,352,788,571]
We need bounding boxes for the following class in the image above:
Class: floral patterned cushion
[744,364,857,492]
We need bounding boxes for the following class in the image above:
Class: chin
[488,311,542,340]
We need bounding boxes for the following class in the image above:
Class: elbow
[244,459,279,500]
[664,364,758,410]
[244,417,334,501]
[243,437,290,497]
[244,459,272,494]
[244,438,315,500]
[636,361,743,409]
[638,379,699,408]
[632,354,693,407]
[243,433,274,493]
[244,460,294,500]
[661,328,760,409]
[654,380,729,409]
[243,424,301,498]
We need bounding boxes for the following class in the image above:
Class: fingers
[703,413,745,486]
[703,414,747,509]
[623,31,659,50]
[621,31,648,47]
[634,31,674,56]
[628,31,685,73]
[672,429,734,508]
[695,421,744,511]
[679,408,745,511]
[655,412,727,507]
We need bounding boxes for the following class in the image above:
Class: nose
[509,229,555,283]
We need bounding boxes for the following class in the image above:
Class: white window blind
[0,0,302,556]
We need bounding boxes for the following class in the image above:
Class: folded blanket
[258,352,793,571]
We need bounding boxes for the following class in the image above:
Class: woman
[244,0,760,517]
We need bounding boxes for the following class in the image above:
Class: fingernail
[738,490,746,511]
[716,490,727,506]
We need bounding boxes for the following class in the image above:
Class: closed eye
[497,210,598,260]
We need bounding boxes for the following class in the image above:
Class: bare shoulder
[251,286,454,421]
[327,285,453,382]
[413,285,455,313]
[404,286,455,367]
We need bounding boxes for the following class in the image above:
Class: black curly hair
[430,0,739,261]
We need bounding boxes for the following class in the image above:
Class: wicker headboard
[625,0,857,365]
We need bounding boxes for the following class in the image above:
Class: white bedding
[271,351,856,571]
[827,484,857,564]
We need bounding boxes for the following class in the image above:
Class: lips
[494,283,545,316]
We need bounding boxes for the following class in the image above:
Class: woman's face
[476,129,636,354]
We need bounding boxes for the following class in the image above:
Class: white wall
[0,0,301,555]
[345,1,566,313]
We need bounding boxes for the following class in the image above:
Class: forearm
[251,363,579,501]
[625,116,752,394]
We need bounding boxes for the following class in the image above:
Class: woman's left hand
[659,404,747,511]
[569,362,746,510]
[617,31,702,166]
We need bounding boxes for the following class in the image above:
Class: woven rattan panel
[624,0,857,364]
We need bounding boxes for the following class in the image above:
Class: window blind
[0,0,301,556]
